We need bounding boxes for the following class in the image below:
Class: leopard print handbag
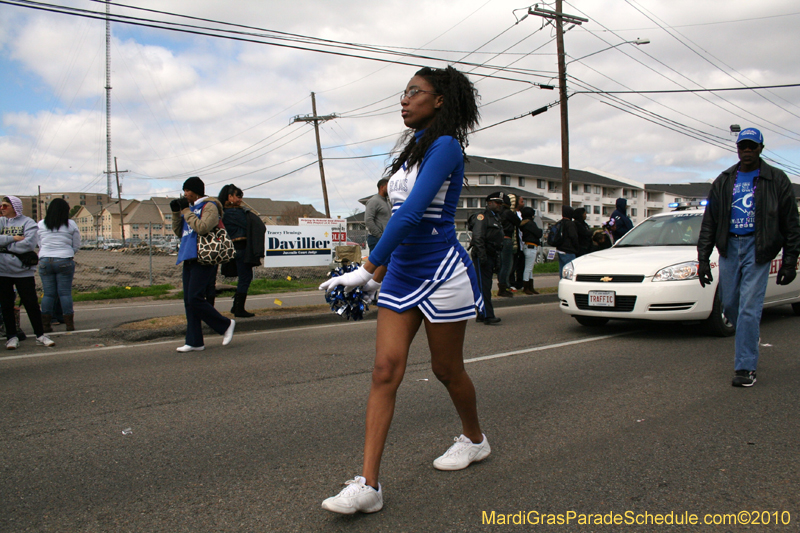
[197,221,236,266]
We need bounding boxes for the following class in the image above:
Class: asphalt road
[2,300,799,532]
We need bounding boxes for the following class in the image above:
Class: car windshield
[615,213,703,247]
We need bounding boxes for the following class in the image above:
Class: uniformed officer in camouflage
[469,192,506,325]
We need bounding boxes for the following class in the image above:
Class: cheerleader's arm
[367,136,461,267]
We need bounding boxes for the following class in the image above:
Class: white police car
[557,204,800,336]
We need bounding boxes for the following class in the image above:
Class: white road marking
[0,319,630,363]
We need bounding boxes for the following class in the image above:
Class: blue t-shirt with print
[729,168,759,235]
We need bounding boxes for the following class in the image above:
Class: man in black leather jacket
[697,127,800,387]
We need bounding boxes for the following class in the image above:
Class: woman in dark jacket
[572,207,593,257]
[218,184,254,317]
[518,207,542,295]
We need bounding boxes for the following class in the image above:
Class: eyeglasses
[400,88,438,101]
[0,204,12,209]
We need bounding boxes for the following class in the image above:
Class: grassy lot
[73,284,176,302]
[533,261,561,274]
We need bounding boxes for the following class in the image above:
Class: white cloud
[1,0,799,217]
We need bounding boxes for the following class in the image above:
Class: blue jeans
[39,257,75,316]
[558,252,576,279]
[522,246,538,282]
[183,261,232,347]
[718,234,770,372]
[499,238,514,286]
[367,234,379,252]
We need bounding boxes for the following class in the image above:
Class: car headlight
[562,261,575,280]
[652,261,698,281]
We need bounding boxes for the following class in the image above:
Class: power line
[572,83,800,95]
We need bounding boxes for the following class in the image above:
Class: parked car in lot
[557,207,800,336]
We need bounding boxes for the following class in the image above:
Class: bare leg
[425,319,483,444]
[362,307,423,488]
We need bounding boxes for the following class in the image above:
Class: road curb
[107,292,561,343]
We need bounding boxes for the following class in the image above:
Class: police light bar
[670,200,708,211]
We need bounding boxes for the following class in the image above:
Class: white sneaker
[36,335,55,347]
[321,476,383,514]
[176,345,205,353]
[6,337,19,350]
[222,319,235,346]
[433,434,491,471]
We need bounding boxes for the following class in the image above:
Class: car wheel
[705,288,735,337]
[792,302,800,316]
[574,316,609,327]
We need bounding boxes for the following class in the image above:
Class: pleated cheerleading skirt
[378,241,484,322]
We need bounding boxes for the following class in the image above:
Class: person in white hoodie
[0,196,55,349]
[37,198,81,332]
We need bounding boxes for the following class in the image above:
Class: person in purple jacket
[320,67,489,514]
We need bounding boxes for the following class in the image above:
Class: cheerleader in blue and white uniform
[321,66,489,514]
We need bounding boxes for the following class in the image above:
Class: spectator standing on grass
[365,178,392,253]
[0,196,55,349]
[171,177,235,353]
[37,198,81,332]
[697,127,800,387]
[572,207,592,257]
[498,192,518,297]
[218,183,266,318]
[519,206,542,295]
[609,198,633,241]
[556,205,579,279]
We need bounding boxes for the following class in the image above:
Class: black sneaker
[732,370,756,387]
[483,317,501,325]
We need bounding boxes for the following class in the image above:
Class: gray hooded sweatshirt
[0,196,39,277]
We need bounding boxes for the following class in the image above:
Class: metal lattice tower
[105,0,112,197]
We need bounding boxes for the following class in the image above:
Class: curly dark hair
[387,66,480,176]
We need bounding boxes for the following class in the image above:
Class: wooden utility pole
[555,0,570,208]
[292,92,337,218]
[105,158,129,245]
[529,3,588,211]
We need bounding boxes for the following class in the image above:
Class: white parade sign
[298,217,347,245]
[263,225,334,267]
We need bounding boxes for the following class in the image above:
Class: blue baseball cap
[736,127,763,145]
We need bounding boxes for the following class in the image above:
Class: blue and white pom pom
[324,263,371,320]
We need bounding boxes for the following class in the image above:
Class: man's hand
[697,260,713,287]
[776,259,797,285]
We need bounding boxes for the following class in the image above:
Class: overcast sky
[2,0,799,217]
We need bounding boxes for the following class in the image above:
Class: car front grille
[575,274,645,283]
[574,294,637,312]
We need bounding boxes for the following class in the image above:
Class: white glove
[362,279,381,302]
[319,265,374,293]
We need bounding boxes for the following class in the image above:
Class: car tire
[792,302,800,316]
[574,316,610,327]
[705,288,735,337]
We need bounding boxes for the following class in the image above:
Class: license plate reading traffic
[588,291,615,307]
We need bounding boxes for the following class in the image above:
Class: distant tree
[69,205,81,218]
[279,203,313,225]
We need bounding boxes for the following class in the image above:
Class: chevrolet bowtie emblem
[600,276,613,282]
